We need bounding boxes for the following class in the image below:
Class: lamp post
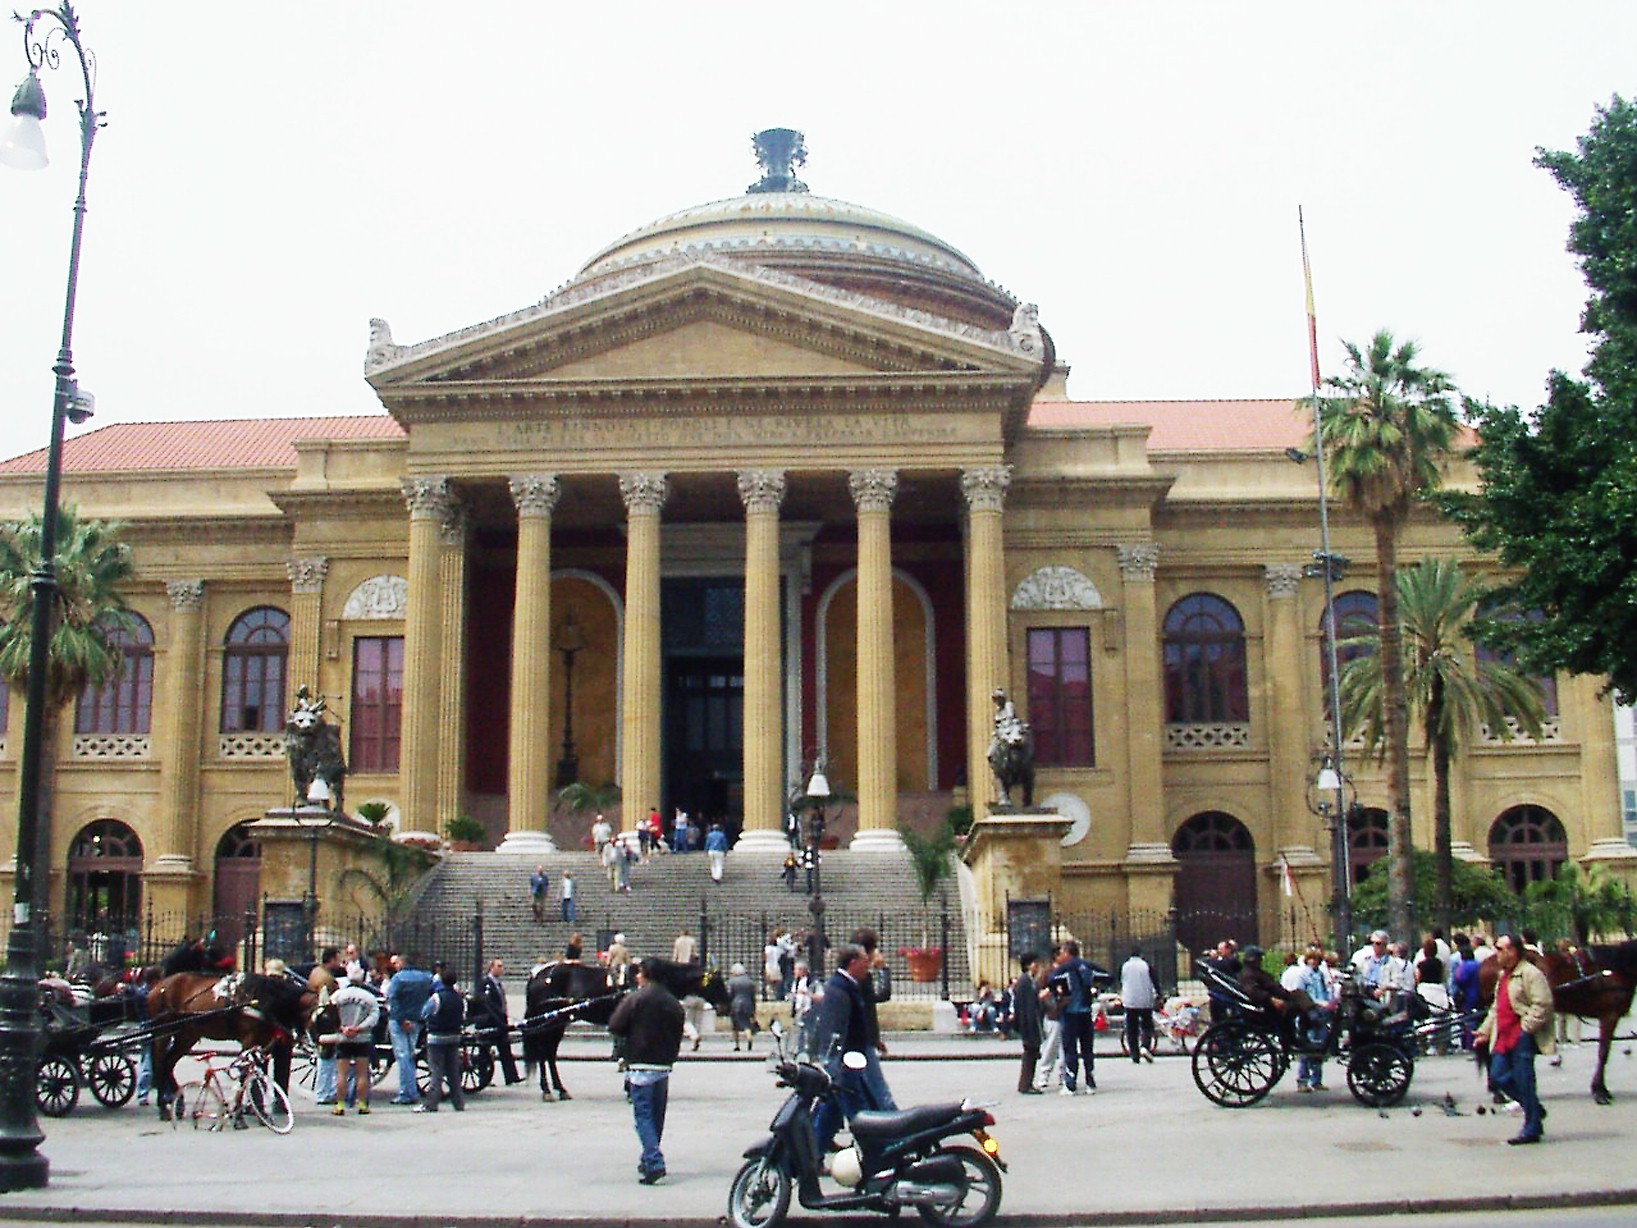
[554,612,584,788]
[0,2,104,1191]
[804,765,830,972]
[1306,755,1355,953]
[300,778,332,962]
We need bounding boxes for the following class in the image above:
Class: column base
[1122,842,1179,866]
[1583,837,1637,863]
[734,829,793,852]
[496,831,559,856]
[150,854,197,874]
[849,828,906,852]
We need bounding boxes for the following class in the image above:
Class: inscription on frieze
[429,412,976,454]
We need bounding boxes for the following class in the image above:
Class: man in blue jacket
[1048,941,1106,1095]
[385,954,434,1105]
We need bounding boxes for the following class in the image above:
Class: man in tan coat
[1475,932,1555,1144]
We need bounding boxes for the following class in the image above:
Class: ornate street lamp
[803,764,830,970]
[1305,753,1357,952]
[554,611,585,788]
[0,2,104,1191]
[300,778,333,960]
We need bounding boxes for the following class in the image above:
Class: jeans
[812,1058,869,1150]
[1297,1054,1325,1087]
[424,1042,465,1111]
[858,1047,896,1110]
[1490,1032,1543,1138]
[389,1020,420,1102]
[560,897,576,923]
[629,1071,670,1175]
[315,1055,338,1103]
[1060,1012,1095,1089]
[136,1047,153,1102]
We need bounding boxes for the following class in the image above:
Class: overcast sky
[0,1,1632,464]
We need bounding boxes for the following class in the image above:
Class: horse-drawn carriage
[34,982,142,1117]
[1189,962,1441,1108]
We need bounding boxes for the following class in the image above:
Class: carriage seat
[850,1102,966,1141]
[1198,964,1274,1024]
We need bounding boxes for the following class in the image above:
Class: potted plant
[898,820,956,981]
[354,800,391,828]
[444,813,486,851]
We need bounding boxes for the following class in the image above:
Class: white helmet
[831,1146,863,1187]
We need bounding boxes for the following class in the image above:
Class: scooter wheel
[728,1155,791,1228]
[915,1145,1002,1228]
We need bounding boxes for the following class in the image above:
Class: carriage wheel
[415,1050,431,1097]
[1347,1041,1413,1108]
[35,1055,79,1117]
[462,1047,495,1094]
[290,1035,318,1091]
[87,1052,137,1108]
[1191,1021,1286,1107]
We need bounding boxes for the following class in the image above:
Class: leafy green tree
[1350,849,1518,936]
[1447,96,1637,703]
[338,833,437,917]
[1314,331,1461,940]
[1521,862,1637,946]
[0,506,134,920]
[1339,558,1547,937]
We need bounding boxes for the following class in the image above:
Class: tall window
[221,606,290,732]
[1163,593,1248,723]
[76,613,155,734]
[350,636,404,772]
[1475,609,1559,717]
[1320,590,1378,694]
[1488,804,1568,892]
[1027,627,1094,766]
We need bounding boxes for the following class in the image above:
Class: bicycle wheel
[244,1068,295,1134]
[175,1079,229,1131]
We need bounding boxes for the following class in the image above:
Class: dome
[580,192,984,281]
[564,131,1020,333]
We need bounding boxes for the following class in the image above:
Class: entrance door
[212,823,263,948]
[664,656,744,833]
[1171,811,1258,954]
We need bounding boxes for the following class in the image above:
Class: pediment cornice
[365,251,1046,388]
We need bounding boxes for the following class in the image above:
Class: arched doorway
[1172,811,1258,954]
[66,820,143,948]
[1488,805,1568,893]
[212,823,263,948]
[1349,806,1390,886]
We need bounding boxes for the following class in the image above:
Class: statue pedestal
[962,807,1071,987]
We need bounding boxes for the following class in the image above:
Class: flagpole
[1301,207,1353,953]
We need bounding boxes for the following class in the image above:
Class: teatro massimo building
[2,133,1630,955]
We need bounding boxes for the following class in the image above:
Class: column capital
[401,476,453,520]
[848,468,898,513]
[166,579,205,611]
[960,465,1012,513]
[1116,543,1159,582]
[286,556,329,595]
[619,472,669,514]
[508,475,560,518]
[736,469,787,514]
[1264,563,1303,598]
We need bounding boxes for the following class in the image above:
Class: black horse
[521,957,732,1102]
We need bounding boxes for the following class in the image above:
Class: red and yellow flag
[1300,206,1322,391]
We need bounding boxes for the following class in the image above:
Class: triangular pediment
[365,252,1045,391]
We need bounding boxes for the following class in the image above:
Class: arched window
[1163,594,1248,724]
[1320,590,1378,693]
[1475,609,1558,718]
[1488,805,1568,893]
[66,819,144,931]
[1348,805,1389,885]
[1171,811,1257,954]
[75,613,155,734]
[221,607,290,733]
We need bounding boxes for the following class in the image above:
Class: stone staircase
[401,847,969,996]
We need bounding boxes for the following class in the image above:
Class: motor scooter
[727,1021,1005,1228]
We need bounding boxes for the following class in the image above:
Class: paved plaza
[1,1031,1634,1226]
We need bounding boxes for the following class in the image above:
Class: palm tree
[1522,862,1637,946]
[1315,330,1460,941]
[1338,558,1545,937]
[0,506,134,922]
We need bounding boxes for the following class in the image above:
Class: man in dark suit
[475,957,523,1085]
[809,943,872,1151]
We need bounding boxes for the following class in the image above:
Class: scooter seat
[850,1102,966,1140]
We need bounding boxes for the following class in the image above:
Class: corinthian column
[153,580,206,876]
[1264,564,1319,870]
[620,473,667,831]
[849,469,902,849]
[399,477,452,833]
[285,557,328,693]
[1117,543,1172,860]
[499,477,560,853]
[738,470,788,848]
[962,466,1011,817]
[436,503,471,839]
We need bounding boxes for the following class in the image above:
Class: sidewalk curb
[3,1187,1634,1227]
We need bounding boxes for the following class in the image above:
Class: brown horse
[1478,939,1637,1105]
[146,971,316,1119]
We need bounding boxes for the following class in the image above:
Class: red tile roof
[0,416,405,474]
[1027,399,1308,450]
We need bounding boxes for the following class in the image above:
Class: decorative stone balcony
[1164,722,1251,752]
